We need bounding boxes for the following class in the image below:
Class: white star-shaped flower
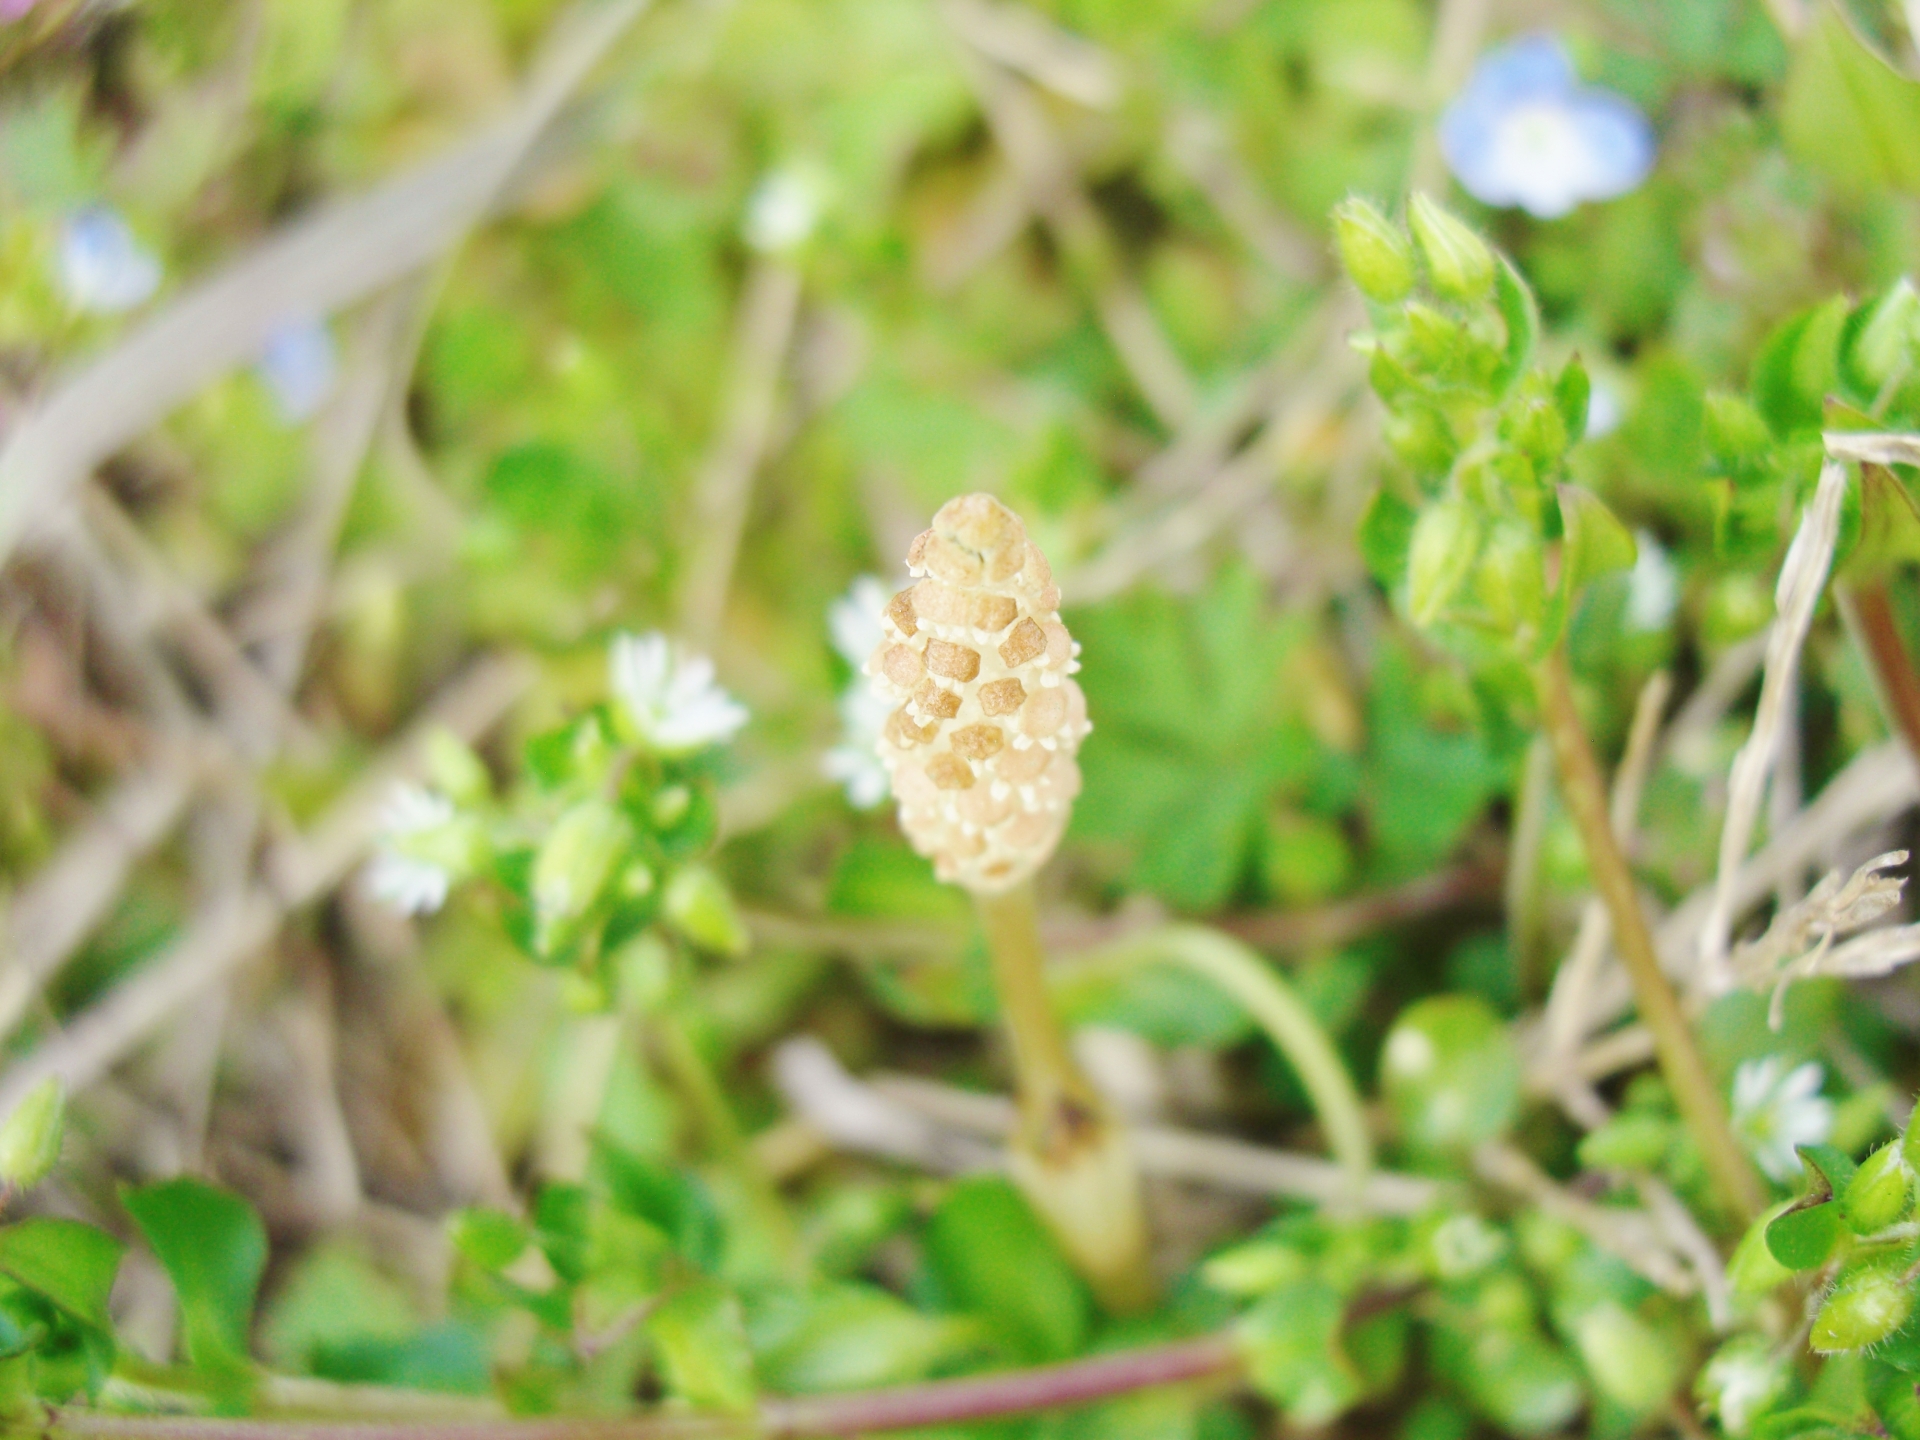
[610,633,749,754]
[1730,1057,1833,1183]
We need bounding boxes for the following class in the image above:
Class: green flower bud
[532,800,632,950]
[1332,197,1415,304]
[663,865,749,957]
[1572,1300,1681,1415]
[1409,193,1495,302]
[1397,302,1468,377]
[1845,1144,1915,1235]
[1407,497,1484,627]
[1695,1335,1791,1437]
[1576,1110,1675,1172]
[0,1079,64,1192]
[1203,1240,1305,1295]
[1472,520,1547,635]
[1812,1259,1916,1353]
[1384,406,1459,475]
[652,785,694,830]
[1381,994,1520,1153]
[424,727,491,807]
[1854,278,1920,389]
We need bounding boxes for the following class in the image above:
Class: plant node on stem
[1533,648,1767,1222]
[974,880,1153,1313]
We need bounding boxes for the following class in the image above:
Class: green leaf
[647,1280,756,1412]
[1555,485,1637,600]
[746,1284,973,1393]
[1841,465,1920,579]
[1782,2,1920,198]
[123,1178,267,1368]
[1358,487,1418,589]
[448,1210,533,1273]
[923,1175,1087,1363]
[0,1221,123,1331]
[1490,258,1539,396]
[1238,1279,1363,1424]
[1765,1198,1843,1271]
[1753,296,1849,436]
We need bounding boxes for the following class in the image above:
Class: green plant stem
[1076,925,1374,1184]
[1841,578,1920,770]
[1504,736,1555,1003]
[1534,649,1766,1221]
[46,1334,1242,1440]
[973,881,1153,1314]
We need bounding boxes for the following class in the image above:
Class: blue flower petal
[1439,34,1655,219]
[57,205,161,313]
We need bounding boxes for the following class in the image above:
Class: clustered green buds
[370,634,751,1008]
[1335,194,1635,663]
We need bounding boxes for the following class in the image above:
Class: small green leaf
[1554,358,1592,445]
[647,1280,756,1412]
[1753,297,1849,436]
[1358,487,1418,587]
[1842,465,1920,580]
[1867,1356,1920,1440]
[1238,1279,1363,1425]
[448,1210,533,1273]
[662,865,749,957]
[0,1221,123,1331]
[1490,258,1539,396]
[923,1175,1087,1362]
[1556,485,1636,599]
[1765,1198,1843,1271]
[123,1178,266,1368]
[1782,2,1920,198]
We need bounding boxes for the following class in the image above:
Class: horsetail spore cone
[871,494,1149,1310]
[868,493,1090,893]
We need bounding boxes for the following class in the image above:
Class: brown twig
[1842,577,1920,772]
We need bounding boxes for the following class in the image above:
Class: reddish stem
[48,1335,1243,1440]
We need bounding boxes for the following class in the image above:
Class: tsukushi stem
[1534,649,1767,1222]
[974,881,1155,1313]
[44,1336,1243,1440]
[1843,578,1920,772]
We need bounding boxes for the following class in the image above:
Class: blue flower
[57,205,161,313]
[1440,36,1655,220]
[256,316,338,423]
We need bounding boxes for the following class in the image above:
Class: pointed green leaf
[1841,464,1920,579]
[1490,258,1539,396]
[123,1178,266,1369]
[647,1280,756,1412]
[1782,2,1920,198]
[1765,1199,1844,1271]
[1556,485,1636,598]
[0,1221,123,1331]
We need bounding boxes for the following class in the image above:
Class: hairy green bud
[663,864,749,956]
[532,800,632,951]
[0,1079,64,1191]
[1407,497,1483,627]
[1332,196,1415,304]
[1472,520,1548,635]
[1409,193,1495,302]
[1845,1143,1915,1235]
[1812,1259,1916,1353]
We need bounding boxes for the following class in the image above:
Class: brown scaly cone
[867,493,1091,893]
[869,494,1152,1312]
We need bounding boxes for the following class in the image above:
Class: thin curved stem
[45,1335,1243,1440]
[1078,924,1374,1183]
